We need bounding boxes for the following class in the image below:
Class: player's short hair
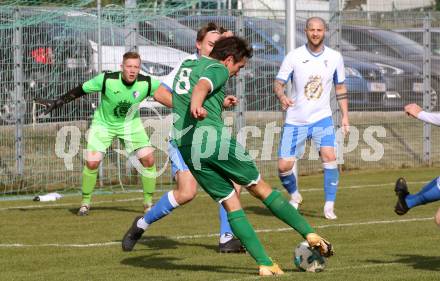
[196,22,228,42]
[210,36,253,62]
[305,17,327,30]
[122,51,141,62]
[306,17,327,29]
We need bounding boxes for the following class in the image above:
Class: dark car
[0,12,190,124]
[139,16,197,53]
[344,50,434,108]
[0,13,95,124]
[341,26,440,91]
[393,27,440,56]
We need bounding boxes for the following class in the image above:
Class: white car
[62,12,190,80]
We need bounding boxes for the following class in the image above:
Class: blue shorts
[278,116,336,159]
[168,140,189,179]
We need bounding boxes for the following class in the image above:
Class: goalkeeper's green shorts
[86,120,151,154]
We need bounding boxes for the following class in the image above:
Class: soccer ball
[294,241,327,272]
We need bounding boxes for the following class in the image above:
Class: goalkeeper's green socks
[81,166,98,205]
[228,209,273,266]
[263,190,315,238]
[140,164,157,206]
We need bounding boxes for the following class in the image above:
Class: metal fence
[1,6,440,195]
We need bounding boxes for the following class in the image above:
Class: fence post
[328,0,343,166]
[125,0,138,52]
[423,13,432,165]
[235,9,246,132]
[285,0,297,183]
[96,0,105,187]
[13,8,24,178]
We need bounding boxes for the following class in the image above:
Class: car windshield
[56,15,153,46]
[248,19,286,45]
[372,29,424,55]
[146,18,196,45]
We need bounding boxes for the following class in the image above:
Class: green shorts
[178,138,260,202]
[87,121,151,154]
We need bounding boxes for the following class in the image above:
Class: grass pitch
[1,167,440,281]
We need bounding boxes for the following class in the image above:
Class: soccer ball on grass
[294,241,327,272]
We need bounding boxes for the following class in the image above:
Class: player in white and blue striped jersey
[273,17,349,220]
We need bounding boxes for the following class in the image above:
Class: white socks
[136,217,149,230]
[324,201,337,220]
[289,191,303,209]
[220,233,234,244]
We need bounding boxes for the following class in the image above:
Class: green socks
[141,164,157,205]
[228,209,273,266]
[81,164,156,206]
[81,166,98,205]
[263,190,315,238]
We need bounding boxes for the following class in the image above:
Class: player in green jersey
[122,37,333,276]
[132,23,244,254]
[35,52,160,216]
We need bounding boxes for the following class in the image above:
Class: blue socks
[219,204,233,236]
[406,177,440,209]
[144,191,235,239]
[279,170,297,194]
[144,191,179,224]
[323,162,339,202]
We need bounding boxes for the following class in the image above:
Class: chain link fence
[1,6,440,196]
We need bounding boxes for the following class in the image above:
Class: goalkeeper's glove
[306,233,334,257]
[34,84,87,115]
[34,98,64,115]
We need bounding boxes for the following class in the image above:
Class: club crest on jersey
[304,75,323,100]
[133,91,139,99]
[113,100,132,118]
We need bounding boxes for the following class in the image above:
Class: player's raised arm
[34,72,106,115]
[34,84,88,115]
[154,85,173,108]
[190,79,211,119]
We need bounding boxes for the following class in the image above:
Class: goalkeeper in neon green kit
[36,52,160,216]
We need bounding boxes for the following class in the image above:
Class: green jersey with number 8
[172,56,229,147]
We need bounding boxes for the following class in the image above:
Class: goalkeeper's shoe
[258,263,284,276]
[122,216,145,252]
[77,204,90,216]
[143,202,152,214]
[306,233,334,257]
[394,177,409,215]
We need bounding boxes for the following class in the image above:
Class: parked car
[0,11,190,123]
[393,27,440,56]
[139,16,197,53]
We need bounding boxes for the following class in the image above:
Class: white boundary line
[0,216,433,248]
[0,181,428,212]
